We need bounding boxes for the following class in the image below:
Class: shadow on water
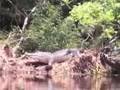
[0,73,120,90]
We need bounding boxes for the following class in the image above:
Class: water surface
[0,74,120,90]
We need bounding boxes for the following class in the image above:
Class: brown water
[0,74,120,90]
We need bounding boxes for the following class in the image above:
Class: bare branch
[81,33,90,48]
[22,6,37,31]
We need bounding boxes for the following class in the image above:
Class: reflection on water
[0,74,120,90]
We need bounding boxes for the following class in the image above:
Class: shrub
[27,2,80,52]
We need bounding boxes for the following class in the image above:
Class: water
[0,74,120,90]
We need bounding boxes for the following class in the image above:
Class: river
[0,73,120,90]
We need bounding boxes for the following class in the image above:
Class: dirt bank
[0,46,109,80]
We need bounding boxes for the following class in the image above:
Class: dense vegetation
[0,0,120,52]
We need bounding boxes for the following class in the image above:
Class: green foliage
[20,38,39,52]
[62,0,70,4]
[25,0,120,49]
[1,0,120,51]
[101,27,117,39]
[70,2,114,25]
[113,3,120,19]
[69,0,120,47]
[27,2,79,52]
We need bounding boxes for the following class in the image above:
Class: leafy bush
[70,2,114,25]
[69,0,120,47]
[2,0,120,51]
[27,2,80,52]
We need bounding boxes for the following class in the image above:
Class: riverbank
[0,46,108,80]
[0,43,120,81]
